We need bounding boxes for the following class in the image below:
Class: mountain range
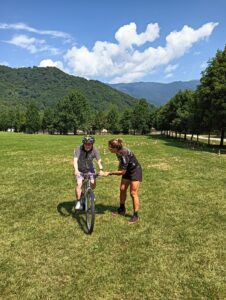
[0,65,137,111]
[109,80,199,106]
[0,65,199,110]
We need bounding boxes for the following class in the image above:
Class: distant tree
[197,46,226,146]
[186,93,203,141]
[154,104,172,135]
[93,111,108,133]
[17,110,27,132]
[106,107,120,134]
[120,109,132,134]
[170,90,195,139]
[131,99,151,134]
[0,106,10,131]
[25,102,40,133]
[42,108,55,134]
[54,91,92,134]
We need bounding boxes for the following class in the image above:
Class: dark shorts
[122,165,142,182]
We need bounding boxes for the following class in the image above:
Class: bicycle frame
[81,176,92,198]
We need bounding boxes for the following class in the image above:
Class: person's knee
[130,190,137,198]
[76,182,82,189]
[91,181,96,189]
[120,187,127,195]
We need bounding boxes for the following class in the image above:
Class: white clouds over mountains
[0,21,218,83]
[63,22,218,83]
[7,34,60,54]
[0,22,70,54]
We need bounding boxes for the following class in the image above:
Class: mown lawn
[0,132,226,300]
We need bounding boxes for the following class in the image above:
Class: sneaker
[128,215,139,224]
[75,200,82,210]
[113,206,126,216]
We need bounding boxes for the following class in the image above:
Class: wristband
[100,168,103,171]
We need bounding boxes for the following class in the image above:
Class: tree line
[0,92,154,135]
[153,46,226,147]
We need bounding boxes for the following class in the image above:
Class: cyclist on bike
[103,138,142,224]
[73,136,104,210]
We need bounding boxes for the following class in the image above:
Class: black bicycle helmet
[82,136,95,144]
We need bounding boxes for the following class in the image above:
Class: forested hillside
[0,65,137,111]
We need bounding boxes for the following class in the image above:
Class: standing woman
[104,138,142,224]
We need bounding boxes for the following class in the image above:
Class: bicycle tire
[85,188,95,234]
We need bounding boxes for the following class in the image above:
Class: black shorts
[122,165,142,182]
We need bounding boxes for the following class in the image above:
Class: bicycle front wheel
[85,189,95,234]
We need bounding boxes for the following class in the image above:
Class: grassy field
[0,132,226,300]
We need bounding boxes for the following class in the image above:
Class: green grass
[0,132,226,300]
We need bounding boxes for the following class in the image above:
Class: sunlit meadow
[0,132,226,300]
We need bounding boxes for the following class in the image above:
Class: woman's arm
[104,169,126,176]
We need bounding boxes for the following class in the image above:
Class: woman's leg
[130,180,140,212]
[120,178,130,204]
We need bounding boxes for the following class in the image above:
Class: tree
[25,102,40,133]
[93,111,107,133]
[0,105,10,131]
[197,46,226,146]
[120,109,132,134]
[170,90,195,139]
[153,105,170,135]
[131,99,151,134]
[54,91,92,134]
[42,108,55,134]
[106,107,120,134]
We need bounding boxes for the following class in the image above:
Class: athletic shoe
[75,200,82,210]
[113,206,126,216]
[128,215,139,224]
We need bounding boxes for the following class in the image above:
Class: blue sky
[0,0,225,83]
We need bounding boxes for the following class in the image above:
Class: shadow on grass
[149,134,226,155]
[57,200,118,234]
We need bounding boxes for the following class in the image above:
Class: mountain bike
[79,173,98,234]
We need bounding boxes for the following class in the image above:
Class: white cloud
[0,22,72,40]
[164,64,178,74]
[165,73,173,78]
[165,23,218,59]
[38,59,64,70]
[1,21,218,83]
[7,34,60,54]
[115,22,159,48]
[64,21,218,83]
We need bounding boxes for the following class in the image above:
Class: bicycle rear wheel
[85,189,95,234]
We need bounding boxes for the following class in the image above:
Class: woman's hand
[102,171,111,176]
[98,170,105,176]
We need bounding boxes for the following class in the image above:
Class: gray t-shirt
[74,145,101,173]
